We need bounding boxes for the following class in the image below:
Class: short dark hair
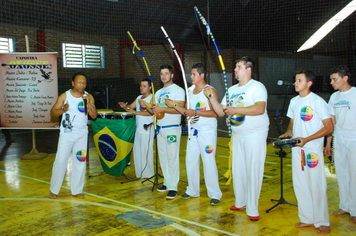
[160,64,173,74]
[192,63,207,76]
[330,65,351,80]
[236,56,255,72]
[295,68,315,85]
[71,72,87,82]
[141,78,151,87]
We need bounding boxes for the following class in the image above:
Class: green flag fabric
[91,117,136,176]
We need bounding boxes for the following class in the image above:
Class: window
[0,37,15,53]
[62,42,105,68]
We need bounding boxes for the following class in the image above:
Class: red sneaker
[249,216,259,221]
[230,205,246,211]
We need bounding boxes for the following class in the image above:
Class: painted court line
[0,169,239,236]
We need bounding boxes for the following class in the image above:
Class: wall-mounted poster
[0,52,58,129]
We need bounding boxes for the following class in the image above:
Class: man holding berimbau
[279,68,333,234]
[147,64,185,200]
[166,63,222,205]
[206,56,269,221]
[119,78,154,179]
[49,72,97,199]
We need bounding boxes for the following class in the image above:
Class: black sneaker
[181,193,191,199]
[166,191,177,199]
[210,199,219,205]
[157,185,168,192]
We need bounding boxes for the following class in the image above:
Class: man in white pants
[119,78,154,179]
[49,72,97,199]
[166,63,222,205]
[147,64,185,200]
[325,65,356,224]
[280,68,333,234]
[206,56,269,221]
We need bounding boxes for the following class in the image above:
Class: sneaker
[230,205,246,211]
[157,185,168,192]
[249,216,259,221]
[181,193,191,199]
[166,190,177,199]
[210,199,219,205]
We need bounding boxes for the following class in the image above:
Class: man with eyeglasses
[325,65,356,224]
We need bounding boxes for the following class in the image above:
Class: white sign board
[0,52,58,128]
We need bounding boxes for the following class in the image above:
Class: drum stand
[266,147,297,213]
[141,131,163,191]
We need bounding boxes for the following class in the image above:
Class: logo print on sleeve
[76,150,87,162]
[306,153,319,168]
[300,106,313,121]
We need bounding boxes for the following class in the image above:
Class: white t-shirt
[60,90,88,134]
[221,79,269,136]
[188,84,217,131]
[287,92,331,149]
[328,87,356,140]
[155,83,185,126]
[135,94,154,130]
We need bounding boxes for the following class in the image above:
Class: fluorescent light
[297,0,356,52]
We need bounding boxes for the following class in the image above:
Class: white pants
[185,128,222,200]
[232,130,267,217]
[50,131,88,195]
[292,146,330,227]
[133,125,154,178]
[334,136,356,216]
[157,126,181,191]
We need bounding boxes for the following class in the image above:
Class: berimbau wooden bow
[127,31,156,129]
[194,6,231,137]
[160,26,191,138]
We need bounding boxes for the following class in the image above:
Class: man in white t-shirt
[119,78,154,179]
[206,56,269,221]
[280,68,333,234]
[166,63,222,205]
[147,65,185,200]
[325,65,356,224]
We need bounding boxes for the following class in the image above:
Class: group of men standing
[48,57,355,234]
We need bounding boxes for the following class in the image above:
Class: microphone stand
[141,122,163,191]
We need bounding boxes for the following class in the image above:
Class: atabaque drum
[97,109,114,119]
[273,138,301,149]
[110,112,135,120]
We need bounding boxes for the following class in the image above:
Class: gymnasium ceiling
[1,0,355,53]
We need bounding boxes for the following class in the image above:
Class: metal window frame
[0,36,15,53]
[62,42,105,69]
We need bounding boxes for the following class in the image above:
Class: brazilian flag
[91,117,136,176]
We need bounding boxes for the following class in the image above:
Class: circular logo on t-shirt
[306,153,319,168]
[300,106,313,121]
[78,101,85,113]
[195,102,207,111]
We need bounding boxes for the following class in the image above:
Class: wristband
[195,110,197,116]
